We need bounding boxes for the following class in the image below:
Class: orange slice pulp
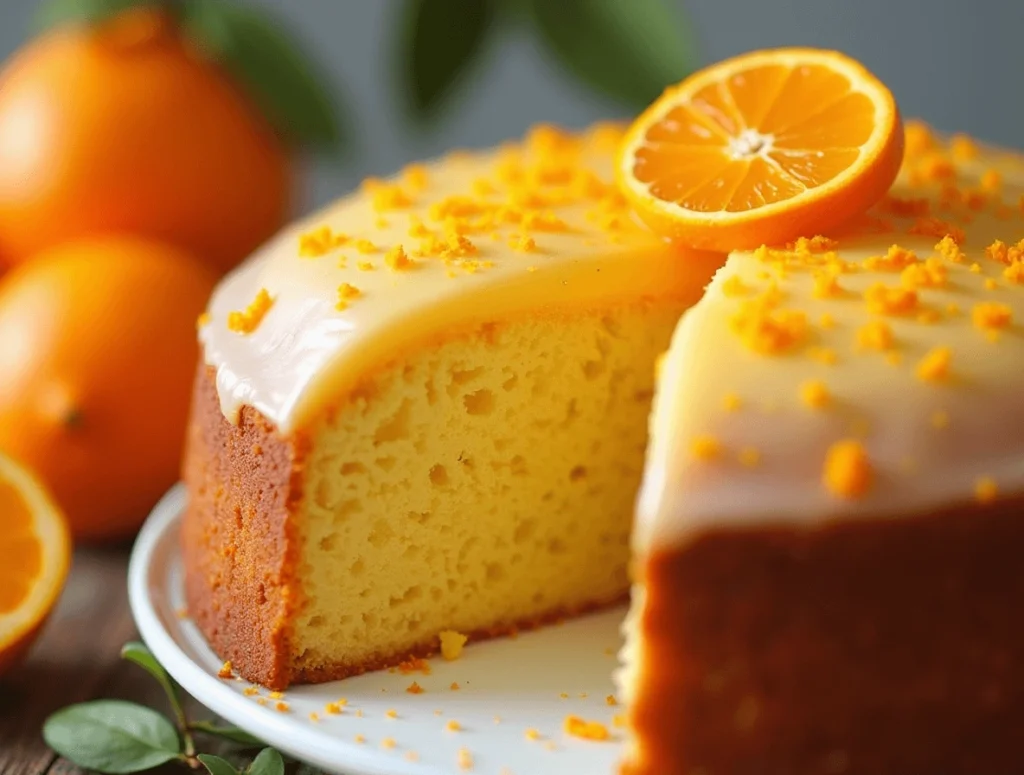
[0,450,71,675]
[618,47,904,251]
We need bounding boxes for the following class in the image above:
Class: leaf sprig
[398,0,694,123]
[43,641,288,775]
[36,0,347,155]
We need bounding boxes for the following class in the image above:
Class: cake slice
[620,125,1024,774]
[183,124,722,689]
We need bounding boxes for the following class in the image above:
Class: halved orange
[618,48,903,251]
[0,450,71,675]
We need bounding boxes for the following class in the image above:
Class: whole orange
[0,10,293,274]
[0,236,216,540]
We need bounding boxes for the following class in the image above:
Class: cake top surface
[636,122,1024,551]
[200,123,722,432]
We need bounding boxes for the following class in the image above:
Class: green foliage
[35,0,693,143]
[399,0,498,122]
[180,0,347,154]
[35,0,347,155]
[43,700,182,774]
[190,720,265,747]
[43,641,289,774]
[526,0,693,109]
[35,0,155,30]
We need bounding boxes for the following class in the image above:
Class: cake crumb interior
[292,299,686,673]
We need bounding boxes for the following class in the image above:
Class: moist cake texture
[621,123,1024,774]
[185,119,1024,774]
[184,124,721,689]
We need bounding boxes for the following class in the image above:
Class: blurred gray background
[2,0,1020,209]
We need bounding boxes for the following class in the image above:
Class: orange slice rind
[0,451,71,675]
[617,47,904,251]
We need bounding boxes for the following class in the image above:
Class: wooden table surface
[0,548,210,775]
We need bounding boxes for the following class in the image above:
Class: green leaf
[526,0,693,109]
[247,748,285,775]
[180,0,347,154]
[35,0,159,31]
[399,0,498,121]
[190,720,264,747]
[199,754,241,775]
[43,700,181,774]
[120,642,185,720]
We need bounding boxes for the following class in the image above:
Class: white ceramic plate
[128,485,628,775]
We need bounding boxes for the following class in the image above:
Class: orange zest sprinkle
[975,477,999,504]
[508,233,537,252]
[949,133,978,161]
[799,380,831,409]
[335,282,361,311]
[908,216,965,244]
[227,288,274,334]
[823,440,873,499]
[690,435,722,461]
[381,737,396,750]
[812,268,843,298]
[325,702,343,715]
[563,715,611,741]
[385,244,413,271]
[397,657,431,675]
[900,257,947,289]
[856,319,897,350]
[402,164,430,191]
[934,235,964,263]
[863,244,917,271]
[864,282,918,315]
[299,225,348,257]
[450,682,460,691]
[457,747,473,770]
[406,681,424,695]
[217,660,233,679]
[371,183,412,212]
[274,701,290,713]
[972,301,1013,332]
[729,303,808,354]
[915,346,952,382]
[446,719,462,732]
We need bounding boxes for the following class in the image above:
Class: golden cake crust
[623,494,1024,775]
[182,364,305,690]
[183,362,628,689]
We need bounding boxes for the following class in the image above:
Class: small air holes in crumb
[463,388,495,415]
[569,465,587,482]
[429,464,449,486]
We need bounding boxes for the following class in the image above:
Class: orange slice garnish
[618,48,903,251]
[0,450,71,675]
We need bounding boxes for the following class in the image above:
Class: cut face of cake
[184,119,1024,774]
[184,124,723,689]
[622,126,1024,774]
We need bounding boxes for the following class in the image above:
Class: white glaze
[635,138,1024,552]
[200,130,722,434]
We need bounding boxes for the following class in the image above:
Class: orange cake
[184,102,1024,775]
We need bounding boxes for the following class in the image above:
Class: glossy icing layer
[636,127,1024,551]
[200,125,722,433]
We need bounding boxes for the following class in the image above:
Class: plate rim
[127,484,448,775]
